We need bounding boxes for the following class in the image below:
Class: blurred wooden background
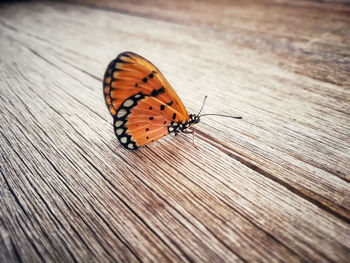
[1,0,349,262]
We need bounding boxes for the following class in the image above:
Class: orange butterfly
[103,51,241,149]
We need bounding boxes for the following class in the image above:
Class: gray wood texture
[0,0,349,262]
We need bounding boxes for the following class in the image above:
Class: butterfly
[103,51,241,149]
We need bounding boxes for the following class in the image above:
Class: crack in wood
[195,129,350,223]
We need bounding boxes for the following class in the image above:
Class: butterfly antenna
[199,113,242,119]
[197,95,208,116]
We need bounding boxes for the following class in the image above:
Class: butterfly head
[189,114,201,125]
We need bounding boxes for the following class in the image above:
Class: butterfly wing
[104,52,189,120]
[103,51,190,149]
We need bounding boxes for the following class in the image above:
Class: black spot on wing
[151,89,158,96]
[151,87,166,96]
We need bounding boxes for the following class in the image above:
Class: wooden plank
[0,1,349,262]
[72,0,350,87]
[3,0,348,219]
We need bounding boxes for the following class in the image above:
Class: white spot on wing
[116,128,124,135]
[117,109,127,118]
[135,94,141,98]
[115,120,123,127]
[123,99,134,107]
[128,143,134,149]
[120,137,127,143]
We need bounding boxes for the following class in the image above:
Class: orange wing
[103,51,189,121]
[103,52,191,149]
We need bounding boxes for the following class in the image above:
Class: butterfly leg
[183,129,198,148]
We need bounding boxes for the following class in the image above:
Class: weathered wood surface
[0,0,349,262]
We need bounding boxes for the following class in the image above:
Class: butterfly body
[104,51,198,149]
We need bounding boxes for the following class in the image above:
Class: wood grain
[0,1,349,262]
